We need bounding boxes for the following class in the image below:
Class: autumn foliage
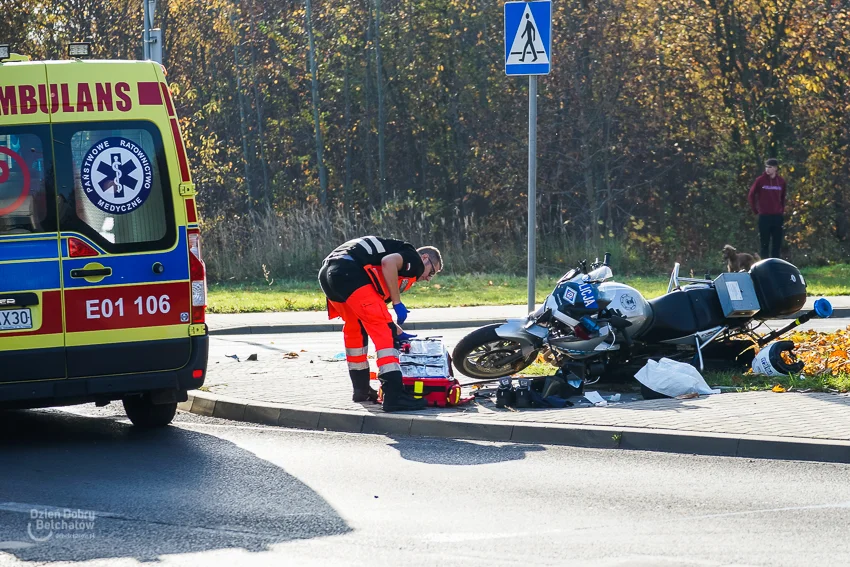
[4,0,850,278]
[790,326,850,377]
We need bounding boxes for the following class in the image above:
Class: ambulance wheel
[452,324,539,379]
[123,395,177,428]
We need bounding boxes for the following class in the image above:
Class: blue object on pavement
[528,388,573,408]
[393,302,409,325]
[814,298,833,318]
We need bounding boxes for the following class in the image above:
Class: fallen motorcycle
[452,253,832,386]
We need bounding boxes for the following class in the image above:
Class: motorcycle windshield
[587,266,613,281]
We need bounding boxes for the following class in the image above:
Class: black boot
[380,371,427,412]
[350,369,379,403]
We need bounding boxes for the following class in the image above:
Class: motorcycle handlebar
[603,253,611,267]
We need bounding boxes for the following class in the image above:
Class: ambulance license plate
[0,308,33,330]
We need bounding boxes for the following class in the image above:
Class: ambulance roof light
[0,45,10,61]
[68,42,91,59]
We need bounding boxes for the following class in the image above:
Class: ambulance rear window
[0,128,54,236]
[54,121,176,253]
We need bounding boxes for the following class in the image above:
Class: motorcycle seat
[639,288,726,342]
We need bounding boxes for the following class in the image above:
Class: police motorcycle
[452,253,831,387]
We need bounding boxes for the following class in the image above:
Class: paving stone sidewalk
[201,352,850,443]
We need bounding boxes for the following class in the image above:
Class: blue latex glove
[396,331,417,342]
[393,302,409,325]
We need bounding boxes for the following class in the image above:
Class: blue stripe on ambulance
[0,234,57,243]
[0,260,61,292]
[61,228,190,288]
[0,239,61,262]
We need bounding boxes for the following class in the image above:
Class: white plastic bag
[634,358,720,398]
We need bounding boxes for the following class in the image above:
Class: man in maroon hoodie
[747,158,786,258]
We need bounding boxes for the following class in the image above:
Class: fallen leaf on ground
[772,385,786,393]
[283,352,299,359]
[786,325,850,377]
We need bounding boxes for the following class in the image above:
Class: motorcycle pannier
[749,259,807,319]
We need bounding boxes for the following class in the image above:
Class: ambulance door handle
[70,268,112,278]
[152,262,165,274]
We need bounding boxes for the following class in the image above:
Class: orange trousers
[328,284,401,378]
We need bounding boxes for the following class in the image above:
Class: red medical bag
[378,337,466,407]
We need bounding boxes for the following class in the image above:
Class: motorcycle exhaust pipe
[756,298,833,347]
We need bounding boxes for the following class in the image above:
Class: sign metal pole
[504,0,550,314]
[527,75,537,313]
[143,0,151,60]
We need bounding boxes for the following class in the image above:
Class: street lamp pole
[143,0,151,59]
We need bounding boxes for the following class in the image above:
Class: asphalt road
[207,315,850,366]
[1,406,850,566]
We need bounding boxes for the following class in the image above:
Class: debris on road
[584,391,607,407]
[635,357,720,398]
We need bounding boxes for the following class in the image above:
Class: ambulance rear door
[0,61,65,384]
[45,61,193,379]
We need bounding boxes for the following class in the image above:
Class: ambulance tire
[123,395,177,428]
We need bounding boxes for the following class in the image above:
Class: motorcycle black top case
[749,259,807,319]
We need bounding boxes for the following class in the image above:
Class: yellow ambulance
[0,48,209,427]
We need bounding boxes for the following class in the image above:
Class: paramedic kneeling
[318,236,443,412]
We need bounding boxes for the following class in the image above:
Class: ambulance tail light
[187,228,207,323]
[68,237,99,258]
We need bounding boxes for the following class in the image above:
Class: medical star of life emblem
[81,137,153,214]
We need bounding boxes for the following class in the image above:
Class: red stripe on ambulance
[170,118,191,182]
[185,198,198,223]
[65,282,190,333]
[160,83,175,116]
[137,82,163,105]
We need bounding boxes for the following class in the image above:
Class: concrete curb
[207,309,850,336]
[179,391,850,464]
[208,318,510,336]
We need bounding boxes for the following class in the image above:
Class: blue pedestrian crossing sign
[504,1,552,76]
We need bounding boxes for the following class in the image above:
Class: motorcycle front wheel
[451,324,540,379]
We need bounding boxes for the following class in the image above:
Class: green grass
[207,264,850,314]
[207,273,670,314]
[798,264,850,296]
[702,370,850,393]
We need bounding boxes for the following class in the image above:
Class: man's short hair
[417,246,443,271]
[765,158,779,167]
